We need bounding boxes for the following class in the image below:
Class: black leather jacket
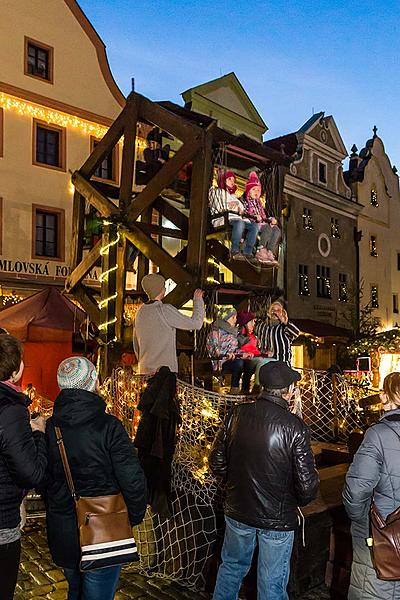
[209,393,319,530]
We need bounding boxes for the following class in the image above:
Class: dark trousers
[0,539,21,600]
[222,359,256,390]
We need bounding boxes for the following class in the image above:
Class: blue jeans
[222,359,256,390]
[230,219,260,254]
[64,565,121,600]
[213,516,294,600]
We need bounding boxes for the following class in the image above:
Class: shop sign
[0,258,99,281]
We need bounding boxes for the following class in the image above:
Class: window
[318,160,327,184]
[0,108,3,158]
[331,218,340,239]
[339,273,348,302]
[369,235,378,257]
[298,264,310,296]
[316,265,331,298]
[302,207,314,230]
[370,189,378,207]
[91,138,118,183]
[24,37,53,83]
[397,252,400,271]
[33,120,65,170]
[32,205,65,260]
[393,294,399,314]
[371,285,379,309]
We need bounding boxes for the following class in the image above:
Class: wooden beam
[115,237,127,340]
[126,136,202,224]
[80,94,137,178]
[119,97,139,211]
[153,196,188,234]
[75,285,100,325]
[99,223,118,344]
[186,129,213,283]
[207,239,276,287]
[135,207,152,290]
[69,190,85,271]
[123,225,193,286]
[164,284,194,309]
[65,239,102,293]
[72,172,118,217]
[139,93,202,144]
[135,222,187,240]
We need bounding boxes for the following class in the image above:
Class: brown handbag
[369,421,400,580]
[55,426,139,571]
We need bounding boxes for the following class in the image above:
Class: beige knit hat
[141,273,166,300]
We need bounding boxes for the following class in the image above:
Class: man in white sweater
[133,273,205,374]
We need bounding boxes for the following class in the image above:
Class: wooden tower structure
[65,91,292,372]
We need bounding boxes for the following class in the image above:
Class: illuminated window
[302,208,314,230]
[339,273,348,302]
[91,137,118,183]
[331,218,340,238]
[33,120,65,170]
[32,205,65,260]
[298,264,310,296]
[370,189,378,207]
[25,37,53,83]
[371,285,379,308]
[369,235,378,257]
[316,265,331,298]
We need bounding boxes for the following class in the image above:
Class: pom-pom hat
[245,171,261,197]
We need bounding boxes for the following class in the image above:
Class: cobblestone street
[16,519,331,599]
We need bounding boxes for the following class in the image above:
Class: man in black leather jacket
[209,361,319,600]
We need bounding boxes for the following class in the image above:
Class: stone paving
[16,519,331,599]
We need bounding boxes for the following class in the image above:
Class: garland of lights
[98,222,120,339]
[0,92,147,150]
[348,328,400,355]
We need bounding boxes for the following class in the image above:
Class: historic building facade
[345,130,400,332]
[0,0,126,304]
[266,113,363,368]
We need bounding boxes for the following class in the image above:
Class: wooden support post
[153,196,189,235]
[119,97,139,211]
[135,207,152,290]
[72,172,119,217]
[115,236,127,340]
[186,129,213,284]
[74,285,100,325]
[65,239,102,293]
[99,223,118,345]
[69,190,85,271]
[139,93,203,143]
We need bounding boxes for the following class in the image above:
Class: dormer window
[370,189,378,207]
[318,160,327,184]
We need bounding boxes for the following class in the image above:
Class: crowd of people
[209,169,281,266]
[1,270,400,600]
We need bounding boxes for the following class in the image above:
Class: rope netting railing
[99,366,377,589]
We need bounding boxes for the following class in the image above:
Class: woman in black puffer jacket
[343,371,400,599]
[0,334,47,600]
[42,357,147,600]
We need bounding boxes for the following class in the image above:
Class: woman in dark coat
[43,357,147,600]
[0,334,47,600]
[343,371,400,599]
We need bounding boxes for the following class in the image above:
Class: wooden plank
[119,98,139,211]
[74,285,100,325]
[126,136,202,224]
[164,284,194,309]
[80,94,136,178]
[135,222,187,240]
[186,129,213,283]
[69,190,85,271]
[153,196,188,234]
[207,239,275,287]
[135,207,152,290]
[65,239,102,293]
[139,93,202,143]
[115,237,127,340]
[72,172,119,217]
[99,223,118,344]
[123,225,193,286]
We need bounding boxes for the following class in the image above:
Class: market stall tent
[0,287,85,400]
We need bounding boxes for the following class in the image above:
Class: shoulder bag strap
[54,426,78,501]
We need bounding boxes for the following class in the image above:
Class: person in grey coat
[343,371,400,599]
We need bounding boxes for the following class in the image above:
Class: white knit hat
[57,357,97,392]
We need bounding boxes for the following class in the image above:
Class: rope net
[100,366,377,589]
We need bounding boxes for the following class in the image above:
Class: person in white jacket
[133,273,204,374]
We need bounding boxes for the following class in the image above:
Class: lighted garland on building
[0,92,148,150]
[348,328,400,356]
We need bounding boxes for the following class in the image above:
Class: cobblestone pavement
[16,519,331,599]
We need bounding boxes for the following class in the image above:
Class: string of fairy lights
[98,222,120,340]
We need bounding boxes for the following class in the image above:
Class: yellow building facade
[0,0,125,304]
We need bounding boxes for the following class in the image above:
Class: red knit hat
[246,171,261,197]
[217,169,237,193]
[236,310,256,327]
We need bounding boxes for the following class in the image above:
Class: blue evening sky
[80,0,400,167]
